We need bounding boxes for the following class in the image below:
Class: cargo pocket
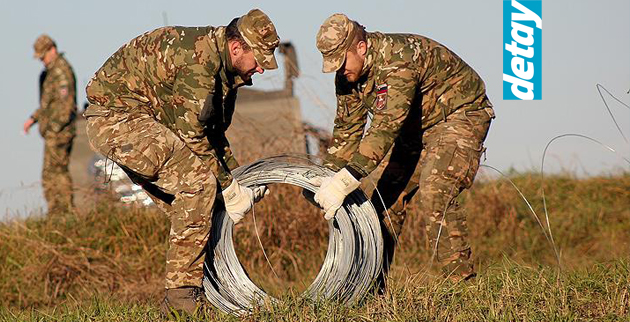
[431,142,459,182]
[153,135,209,196]
[111,119,170,181]
[452,140,483,190]
[85,116,114,156]
[429,138,481,191]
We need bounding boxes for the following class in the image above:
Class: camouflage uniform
[84,9,279,289]
[317,14,495,280]
[30,35,77,216]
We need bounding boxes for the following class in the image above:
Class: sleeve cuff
[323,155,348,172]
[344,164,366,180]
[199,154,234,190]
[218,171,234,190]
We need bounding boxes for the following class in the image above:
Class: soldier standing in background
[313,14,495,287]
[84,9,277,316]
[23,35,77,216]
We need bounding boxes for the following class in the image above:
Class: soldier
[83,9,278,315]
[313,14,495,286]
[23,35,77,216]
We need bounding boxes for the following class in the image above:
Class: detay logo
[503,0,542,100]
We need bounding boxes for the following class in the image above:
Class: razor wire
[202,155,384,315]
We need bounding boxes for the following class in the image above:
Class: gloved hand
[222,179,255,224]
[252,185,270,202]
[310,168,361,220]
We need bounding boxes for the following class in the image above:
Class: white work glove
[252,185,270,202]
[222,180,270,224]
[311,168,361,220]
[222,179,255,224]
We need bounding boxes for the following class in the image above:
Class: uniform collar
[360,33,378,78]
[356,34,378,94]
[214,27,252,89]
[46,53,63,69]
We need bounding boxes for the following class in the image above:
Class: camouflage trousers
[367,106,494,282]
[42,129,75,216]
[84,105,217,289]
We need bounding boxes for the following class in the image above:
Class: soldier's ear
[228,40,243,57]
[357,41,367,58]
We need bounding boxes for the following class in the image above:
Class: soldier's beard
[338,51,365,83]
[338,69,360,83]
[233,56,256,81]
[344,72,359,83]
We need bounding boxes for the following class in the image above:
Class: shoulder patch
[375,83,388,110]
[58,86,69,99]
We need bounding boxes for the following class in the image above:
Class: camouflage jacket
[86,26,249,188]
[324,32,493,177]
[32,54,77,137]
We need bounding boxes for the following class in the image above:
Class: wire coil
[202,155,383,315]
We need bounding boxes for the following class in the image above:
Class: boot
[160,286,212,317]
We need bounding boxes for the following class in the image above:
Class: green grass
[1,260,628,321]
[0,172,629,321]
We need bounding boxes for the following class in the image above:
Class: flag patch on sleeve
[375,84,388,110]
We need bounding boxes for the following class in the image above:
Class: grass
[2,261,628,321]
[0,172,629,321]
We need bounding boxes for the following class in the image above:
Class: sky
[0,0,628,217]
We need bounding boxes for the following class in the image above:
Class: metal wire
[202,155,383,315]
[540,134,630,267]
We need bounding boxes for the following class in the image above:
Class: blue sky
[0,0,628,216]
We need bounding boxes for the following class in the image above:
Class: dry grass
[0,201,168,308]
[0,171,629,320]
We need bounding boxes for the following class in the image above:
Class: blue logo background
[503,0,542,100]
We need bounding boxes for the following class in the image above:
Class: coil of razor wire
[202,155,383,315]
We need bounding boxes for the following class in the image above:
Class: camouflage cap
[237,9,280,70]
[33,34,55,59]
[316,13,356,73]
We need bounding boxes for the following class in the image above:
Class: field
[0,172,629,321]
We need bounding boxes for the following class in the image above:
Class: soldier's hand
[23,118,35,135]
[252,185,270,203]
[222,179,255,224]
[310,168,361,220]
